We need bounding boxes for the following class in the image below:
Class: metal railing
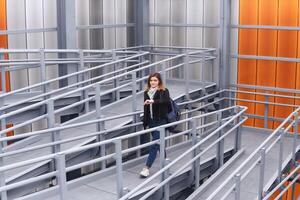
[0,49,146,108]
[120,106,247,200]
[0,47,216,142]
[0,89,223,157]
[0,46,218,199]
[263,163,300,200]
[0,87,224,200]
[226,88,300,129]
[0,105,243,200]
[203,107,300,200]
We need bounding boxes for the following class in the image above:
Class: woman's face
[150,77,159,88]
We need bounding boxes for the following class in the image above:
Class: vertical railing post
[216,112,224,168]
[95,83,103,136]
[203,89,208,133]
[0,131,7,200]
[264,94,269,129]
[39,49,48,114]
[234,107,242,152]
[0,97,7,147]
[191,118,201,189]
[184,53,190,100]
[55,152,68,200]
[112,50,120,101]
[161,63,167,87]
[79,50,89,113]
[228,90,234,108]
[159,127,166,176]
[292,113,298,165]
[0,52,10,199]
[277,128,284,183]
[39,49,47,93]
[203,89,208,113]
[159,127,169,199]
[115,139,124,199]
[131,71,141,157]
[95,83,106,169]
[0,50,6,93]
[132,72,137,117]
[291,181,296,200]
[139,53,145,90]
[47,99,60,154]
[258,148,266,200]
[234,174,241,200]
[54,123,62,153]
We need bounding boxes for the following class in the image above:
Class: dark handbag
[160,91,181,131]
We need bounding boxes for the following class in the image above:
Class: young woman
[140,72,171,178]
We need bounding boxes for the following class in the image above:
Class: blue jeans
[146,119,167,168]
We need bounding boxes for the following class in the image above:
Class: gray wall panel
[171,0,186,46]
[155,0,170,46]
[126,0,134,47]
[89,0,104,49]
[44,0,58,89]
[116,0,127,48]
[26,0,46,131]
[26,0,43,87]
[103,0,116,49]
[76,0,90,49]
[6,0,28,91]
[44,0,57,28]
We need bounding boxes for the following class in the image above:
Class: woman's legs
[140,119,167,177]
[146,130,160,168]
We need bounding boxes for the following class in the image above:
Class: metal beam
[148,23,220,28]
[231,24,300,31]
[0,28,57,36]
[77,23,134,30]
[56,0,77,87]
[219,0,231,90]
[135,0,149,46]
[232,54,300,63]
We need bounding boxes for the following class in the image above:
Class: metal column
[135,0,149,46]
[219,0,231,90]
[56,0,77,87]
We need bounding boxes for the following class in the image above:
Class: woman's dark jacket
[143,88,171,128]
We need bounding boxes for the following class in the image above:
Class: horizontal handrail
[0,48,213,130]
[120,106,247,200]
[140,117,248,200]
[205,107,300,200]
[0,97,230,157]
[263,160,300,199]
[0,106,239,173]
[231,84,300,95]
[0,60,149,114]
[0,51,147,99]
[226,88,300,101]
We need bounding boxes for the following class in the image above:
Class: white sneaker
[140,167,150,178]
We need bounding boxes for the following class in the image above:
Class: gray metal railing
[120,106,247,200]
[263,164,300,200]
[0,47,216,141]
[0,105,241,199]
[202,107,300,200]
[0,49,146,109]
[0,91,222,159]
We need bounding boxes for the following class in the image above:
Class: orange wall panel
[0,0,7,49]
[296,1,300,133]
[274,0,298,128]
[254,0,279,128]
[238,0,259,126]
[0,0,10,92]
